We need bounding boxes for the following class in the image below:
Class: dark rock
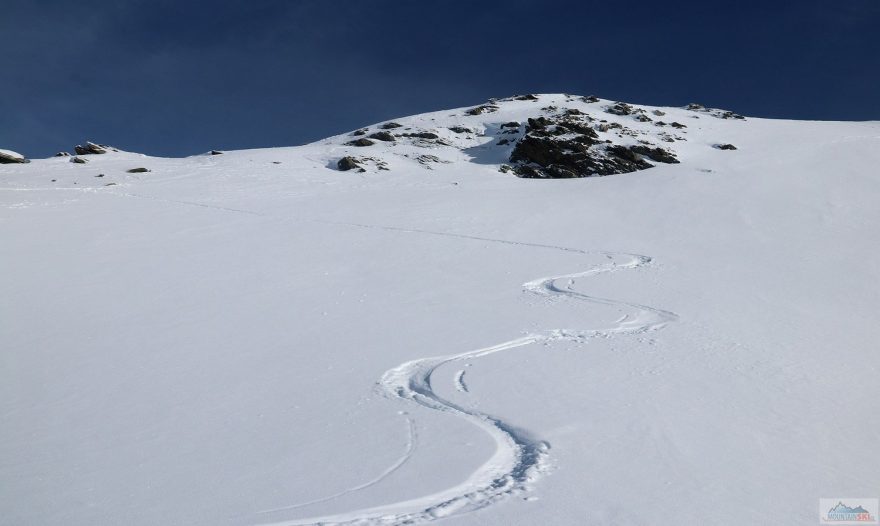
[686,103,705,111]
[74,141,108,155]
[400,132,439,140]
[0,149,27,164]
[582,95,600,103]
[652,110,666,116]
[105,183,117,186]
[629,145,680,163]
[346,138,375,147]
[415,155,440,165]
[465,105,498,116]
[497,138,510,145]
[351,129,367,136]
[507,112,679,179]
[635,114,653,122]
[596,122,622,132]
[501,121,520,128]
[379,122,403,129]
[606,102,634,115]
[95,174,104,177]
[337,156,361,171]
[70,156,88,164]
[565,108,584,116]
[514,94,539,101]
[715,143,738,150]
[126,167,151,173]
[670,122,687,129]
[368,131,395,142]
[448,126,472,134]
[210,150,224,155]
[718,110,746,120]
[54,152,71,157]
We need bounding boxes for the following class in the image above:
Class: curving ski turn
[265,247,677,526]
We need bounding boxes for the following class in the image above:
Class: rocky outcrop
[686,103,745,120]
[0,149,27,164]
[399,132,439,140]
[346,138,375,147]
[337,156,361,171]
[606,102,634,116]
[379,122,402,129]
[715,143,738,150]
[368,131,395,142]
[508,113,678,179]
[74,142,110,155]
[465,104,499,116]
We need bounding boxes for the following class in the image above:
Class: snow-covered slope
[2,94,878,526]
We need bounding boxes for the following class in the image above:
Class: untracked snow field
[2,95,879,525]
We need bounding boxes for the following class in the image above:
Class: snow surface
[1,94,879,525]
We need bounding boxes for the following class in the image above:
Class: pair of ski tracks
[256,226,678,526]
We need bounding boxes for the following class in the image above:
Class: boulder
[0,149,27,164]
[400,132,439,140]
[448,126,472,134]
[126,167,151,173]
[74,141,108,155]
[368,131,395,142]
[606,102,634,115]
[346,138,375,147]
[465,104,499,116]
[337,156,361,171]
[70,156,88,164]
[715,143,738,150]
[379,122,402,129]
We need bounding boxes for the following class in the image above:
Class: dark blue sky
[2,0,878,158]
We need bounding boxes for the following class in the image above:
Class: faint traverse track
[255,419,418,516]
[266,242,678,526]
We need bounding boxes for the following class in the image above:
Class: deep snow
[2,94,878,525]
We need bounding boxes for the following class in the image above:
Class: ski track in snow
[254,418,418,516]
[81,191,676,525]
[264,241,678,526]
[453,370,469,393]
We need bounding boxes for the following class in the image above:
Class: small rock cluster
[686,103,745,120]
[74,141,115,155]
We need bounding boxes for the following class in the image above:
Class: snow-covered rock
[0,148,27,164]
